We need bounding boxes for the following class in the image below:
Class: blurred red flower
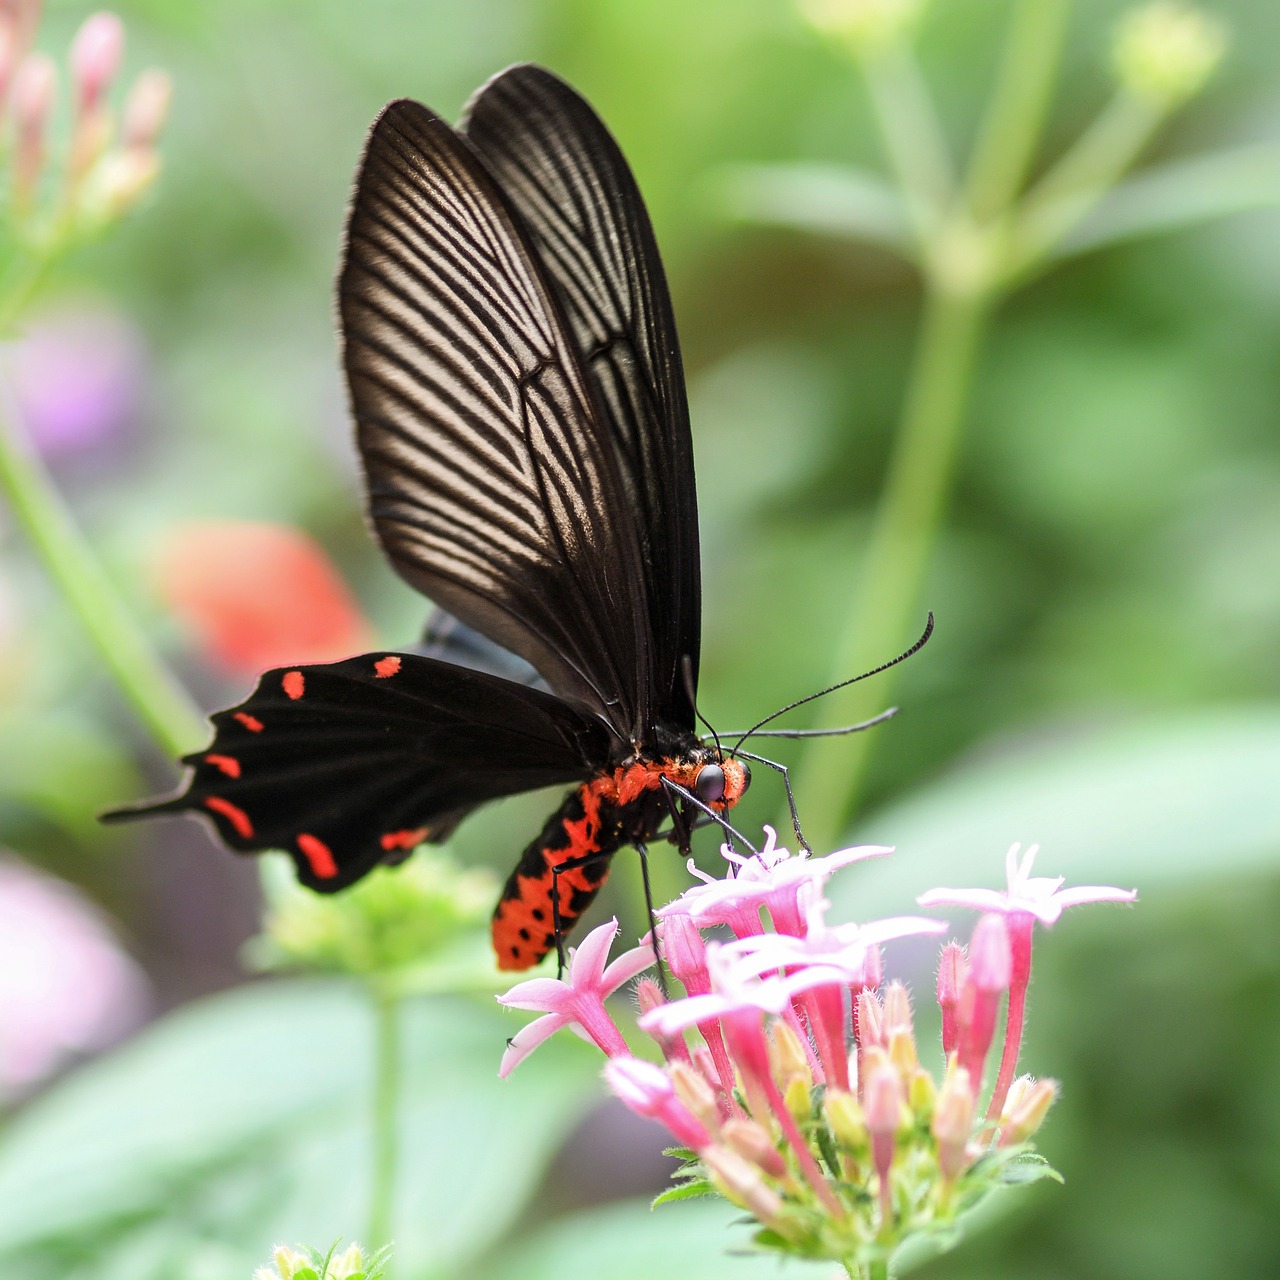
[156,520,375,675]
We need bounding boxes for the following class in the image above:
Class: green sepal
[653,1178,716,1206]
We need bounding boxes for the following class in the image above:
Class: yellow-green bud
[825,1088,867,1149]
[998,1075,1060,1145]
[1112,3,1228,108]
[769,1018,813,1091]
[797,0,924,56]
[703,1145,788,1227]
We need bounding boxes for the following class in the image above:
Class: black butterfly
[107,64,751,970]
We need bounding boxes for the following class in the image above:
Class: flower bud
[825,1088,867,1150]
[883,980,918,1075]
[864,1055,903,1226]
[907,1066,935,1116]
[722,1116,788,1178]
[669,1058,721,1133]
[855,988,884,1048]
[798,0,924,55]
[1112,3,1228,108]
[769,1017,812,1090]
[998,1075,1060,1145]
[637,977,690,1064]
[123,67,172,148]
[931,1064,975,1181]
[606,1057,712,1151]
[70,12,124,117]
[702,1145,788,1228]
[937,941,967,1057]
[11,52,56,211]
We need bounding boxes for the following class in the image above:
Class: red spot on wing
[205,753,241,778]
[204,795,254,839]
[234,712,264,732]
[297,832,338,879]
[380,827,427,851]
[374,655,401,678]
[282,670,305,700]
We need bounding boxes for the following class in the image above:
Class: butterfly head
[693,755,750,811]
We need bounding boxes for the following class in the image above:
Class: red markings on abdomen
[282,670,305,700]
[204,795,254,839]
[297,832,338,879]
[374,655,401,678]
[233,712,264,732]
[493,777,617,971]
[205,754,241,778]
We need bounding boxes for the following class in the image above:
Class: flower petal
[498,1012,569,1077]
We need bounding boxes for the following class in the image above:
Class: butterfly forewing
[463,66,701,731]
[341,99,655,742]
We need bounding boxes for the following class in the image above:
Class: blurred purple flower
[6,300,145,458]
[0,854,150,1095]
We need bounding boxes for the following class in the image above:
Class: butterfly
[106,64,752,970]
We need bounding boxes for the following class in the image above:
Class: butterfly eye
[695,763,726,804]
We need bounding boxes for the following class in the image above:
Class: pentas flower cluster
[498,832,1135,1275]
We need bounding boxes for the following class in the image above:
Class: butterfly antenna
[682,654,723,757]
[731,612,934,753]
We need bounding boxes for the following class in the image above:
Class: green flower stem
[1007,90,1164,280]
[0,406,205,758]
[860,44,954,242]
[965,0,1071,221]
[796,277,990,849]
[367,986,402,1249]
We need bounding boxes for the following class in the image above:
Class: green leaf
[0,979,600,1278]
[1054,145,1280,260]
[714,161,914,256]
[652,1178,715,1206]
[995,1154,1065,1186]
[474,1197,824,1280]
[829,709,1280,919]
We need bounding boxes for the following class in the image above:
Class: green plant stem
[1007,90,1164,280]
[0,407,205,758]
[796,279,990,849]
[860,44,954,242]
[367,987,402,1248]
[966,0,1071,220]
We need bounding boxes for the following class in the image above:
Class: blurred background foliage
[0,0,1278,1276]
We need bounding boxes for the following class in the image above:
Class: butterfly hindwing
[340,98,655,743]
[463,64,701,731]
[104,652,612,891]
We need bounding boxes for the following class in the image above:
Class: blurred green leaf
[828,708,1280,920]
[0,979,600,1278]
[716,161,914,255]
[474,1197,822,1280]
[1054,145,1280,260]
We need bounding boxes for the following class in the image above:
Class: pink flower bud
[957,915,1011,1095]
[635,977,689,1064]
[931,1064,974,1181]
[605,1056,711,1151]
[11,51,55,210]
[863,1054,902,1227]
[669,1059,721,1132]
[936,940,967,1055]
[854,987,883,1048]
[70,11,124,117]
[122,67,170,148]
[722,1116,787,1178]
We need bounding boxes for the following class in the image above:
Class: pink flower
[0,855,149,1095]
[604,1055,711,1150]
[8,300,145,458]
[920,844,1135,1122]
[917,842,1136,924]
[497,919,655,1076]
[668,826,891,938]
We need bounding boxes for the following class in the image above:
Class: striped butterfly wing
[463,65,701,733]
[340,98,654,744]
[104,653,611,891]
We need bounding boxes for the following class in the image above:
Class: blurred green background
[1,0,1278,1276]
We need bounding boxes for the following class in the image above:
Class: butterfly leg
[731,750,809,851]
[548,844,620,977]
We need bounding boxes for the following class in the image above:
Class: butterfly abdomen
[491,754,749,970]
[493,774,627,971]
